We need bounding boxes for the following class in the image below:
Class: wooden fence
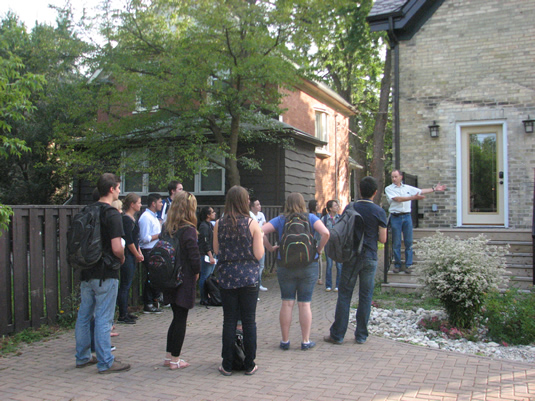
[0,204,282,336]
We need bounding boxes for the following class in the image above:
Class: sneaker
[301,341,316,350]
[334,288,338,292]
[323,335,343,345]
[325,287,332,292]
[259,285,268,292]
[279,341,290,351]
[355,338,366,344]
[76,355,97,368]
[110,345,116,352]
[98,360,131,374]
[143,304,162,314]
[392,268,400,274]
[117,316,136,324]
[404,268,413,274]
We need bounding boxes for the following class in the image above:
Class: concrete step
[380,282,423,294]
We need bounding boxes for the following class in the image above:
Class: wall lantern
[428,121,440,138]
[522,116,534,134]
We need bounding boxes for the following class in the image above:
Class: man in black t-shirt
[74,173,130,373]
[324,176,387,345]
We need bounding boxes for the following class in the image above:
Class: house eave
[293,80,357,117]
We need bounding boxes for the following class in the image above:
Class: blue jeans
[75,278,119,371]
[330,256,377,343]
[220,284,258,372]
[390,214,413,268]
[199,260,216,303]
[258,254,265,286]
[325,256,342,289]
[117,252,136,317]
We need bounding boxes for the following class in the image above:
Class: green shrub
[416,232,508,329]
[57,288,81,329]
[481,288,535,345]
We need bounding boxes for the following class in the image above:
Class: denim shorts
[277,260,319,303]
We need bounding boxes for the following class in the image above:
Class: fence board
[58,208,74,309]
[29,209,44,329]
[44,209,59,325]
[13,210,30,332]
[0,227,12,334]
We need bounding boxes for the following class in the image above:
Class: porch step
[381,282,423,294]
[383,228,533,293]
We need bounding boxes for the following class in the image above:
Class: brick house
[72,77,356,210]
[367,0,534,289]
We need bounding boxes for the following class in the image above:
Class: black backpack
[232,329,246,371]
[67,203,106,270]
[147,228,185,290]
[279,213,316,268]
[204,274,222,306]
[324,203,365,263]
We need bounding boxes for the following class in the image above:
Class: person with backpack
[160,191,201,370]
[262,193,330,351]
[323,176,387,345]
[308,200,324,286]
[214,186,264,376]
[116,193,144,324]
[74,173,131,373]
[321,200,343,292]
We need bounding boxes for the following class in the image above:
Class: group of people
[74,171,445,375]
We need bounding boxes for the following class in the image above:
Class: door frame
[455,120,508,227]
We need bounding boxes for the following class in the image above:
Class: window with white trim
[121,151,225,195]
[315,110,329,154]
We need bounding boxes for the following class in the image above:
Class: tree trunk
[226,115,241,187]
[369,46,392,205]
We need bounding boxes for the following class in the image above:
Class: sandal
[244,365,258,376]
[163,358,171,367]
[218,365,232,376]
[169,359,190,370]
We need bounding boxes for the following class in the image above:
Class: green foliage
[0,11,93,205]
[481,288,535,345]
[416,232,509,329]
[0,326,57,356]
[58,0,312,187]
[57,288,81,329]
[372,285,442,311]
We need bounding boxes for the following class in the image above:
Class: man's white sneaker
[259,286,268,292]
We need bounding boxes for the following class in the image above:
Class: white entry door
[459,124,506,226]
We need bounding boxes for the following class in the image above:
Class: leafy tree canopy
[63,0,316,187]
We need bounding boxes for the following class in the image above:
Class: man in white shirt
[385,170,446,274]
[250,197,267,291]
[139,193,163,313]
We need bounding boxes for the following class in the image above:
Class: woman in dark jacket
[162,191,201,370]
[197,206,217,305]
[117,193,144,324]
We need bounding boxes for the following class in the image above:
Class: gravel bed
[354,307,535,363]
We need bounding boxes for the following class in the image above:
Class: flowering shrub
[415,232,508,328]
[56,287,81,328]
[481,288,535,345]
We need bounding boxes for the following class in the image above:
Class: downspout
[388,16,400,170]
[334,113,338,201]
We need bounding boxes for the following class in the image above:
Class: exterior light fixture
[428,121,439,138]
[522,116,534,133]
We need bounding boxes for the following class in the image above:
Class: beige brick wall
[397,0,535,228]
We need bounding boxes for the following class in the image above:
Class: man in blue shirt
[324,176,387,345]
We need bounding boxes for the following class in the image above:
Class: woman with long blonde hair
[214,186,264,376]
[263,192,330,351]
[161,191,200,370]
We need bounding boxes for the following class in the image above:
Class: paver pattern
[1,275,534,400]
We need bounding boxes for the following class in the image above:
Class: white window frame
[315,110,330,156]
[121,151,225,196]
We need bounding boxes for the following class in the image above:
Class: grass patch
[0,326,63,357]
[369,279,442,310]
